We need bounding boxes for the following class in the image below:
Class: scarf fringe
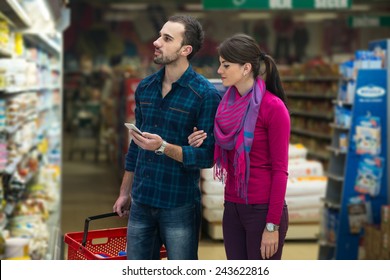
[234,150,248,203]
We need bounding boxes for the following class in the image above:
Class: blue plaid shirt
[125,66,220,208]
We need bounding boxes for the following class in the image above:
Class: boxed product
[203,208,223,223]
[202,194,223,209]
[288,208,321,223]
[285,195,322,210]
[364,224,382,259]
[381,205,390,232]
[201,180,224,195]
[285,176,327,197]
[288,159,324,178]
[288,143,308,160]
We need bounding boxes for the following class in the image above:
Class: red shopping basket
[64,212,167,260]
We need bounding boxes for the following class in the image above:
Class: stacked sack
[286,144,327,225]
[200,167,224,240]
[200,143,327,240]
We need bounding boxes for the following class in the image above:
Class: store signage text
[349,16,390,28]
[356,85,386,98]
[202,0,352,10]
[314,0,349,9]
[270,0,292,9]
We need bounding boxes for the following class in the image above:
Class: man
[113,15,220,260]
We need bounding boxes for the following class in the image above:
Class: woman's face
[217,56,246,87]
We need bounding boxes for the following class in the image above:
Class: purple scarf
[214,78,265,201]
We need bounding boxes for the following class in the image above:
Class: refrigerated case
[0,0,69,260]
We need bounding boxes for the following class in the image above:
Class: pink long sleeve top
[224,90,290,225]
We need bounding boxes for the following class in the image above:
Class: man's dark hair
[168,15,204,60]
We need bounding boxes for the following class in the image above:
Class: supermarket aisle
[61,136,318,260]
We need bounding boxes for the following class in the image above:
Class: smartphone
[124,123,143,135]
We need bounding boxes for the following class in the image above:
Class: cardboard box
[381,205,390,232]
[364,224,382,259]
[381,226,390,259]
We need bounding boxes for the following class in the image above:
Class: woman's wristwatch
[265,223,280,232]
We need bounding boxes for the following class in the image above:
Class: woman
[189,34,290,260]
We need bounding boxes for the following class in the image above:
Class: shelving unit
[319,38,390,260]
[283,75,339,169]
[0,0,68,260]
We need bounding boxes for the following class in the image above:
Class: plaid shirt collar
[151,65,194,88]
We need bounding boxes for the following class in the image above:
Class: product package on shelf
[363,205,390,260]
[288,158,324,178]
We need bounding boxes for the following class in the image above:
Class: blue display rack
[319,38,389,260]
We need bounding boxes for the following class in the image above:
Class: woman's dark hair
[168,15,204,60]
[218,33,287,107]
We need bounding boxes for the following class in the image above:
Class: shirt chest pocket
[139,100,197,143]
[165,105,196,142]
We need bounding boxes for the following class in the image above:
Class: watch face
[266,223,274,232]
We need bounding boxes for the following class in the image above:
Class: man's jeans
[126,200,200,260]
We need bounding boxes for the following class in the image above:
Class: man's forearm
[164,142,183,162]
[120,170,134,196]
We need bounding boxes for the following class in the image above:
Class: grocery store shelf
[0,0,32,28]
[24,33,61,55]
[321,198,341,209]
[329,123,350,130]
[326,172,344,182]
[332,99,353,106]
[282,76,340,82]
[287,91,336,99]
[291,110,333,120]
[307,150,330,161]
[326,145,348,155]
[291,128,332,141]
[0,46,12,57]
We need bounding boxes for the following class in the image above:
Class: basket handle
[82,212,119,247]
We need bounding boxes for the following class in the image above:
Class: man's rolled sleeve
[181,88,219,169]
[124,140,139,171]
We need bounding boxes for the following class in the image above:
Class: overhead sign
[203,0,352,10]
[348,16,390,28]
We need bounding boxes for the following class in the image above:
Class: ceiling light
[184,4,203,11]
[110,3,148,10]
[304,13,338,21]
[238,13,271,20]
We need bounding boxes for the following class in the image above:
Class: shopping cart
[64,212,167,260]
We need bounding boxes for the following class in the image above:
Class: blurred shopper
[293,22,309,63]
[189,34,290,260]
[113,15,220,260]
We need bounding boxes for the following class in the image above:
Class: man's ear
[181,45,193,57]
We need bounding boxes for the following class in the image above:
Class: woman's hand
[188,127,207,147]
[260,231,279,259]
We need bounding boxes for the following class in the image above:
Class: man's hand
[113,195,131,217]
[130,130,163,151]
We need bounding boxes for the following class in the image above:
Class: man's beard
[153,49,181,65]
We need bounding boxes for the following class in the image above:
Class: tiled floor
[61,139,319,260]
